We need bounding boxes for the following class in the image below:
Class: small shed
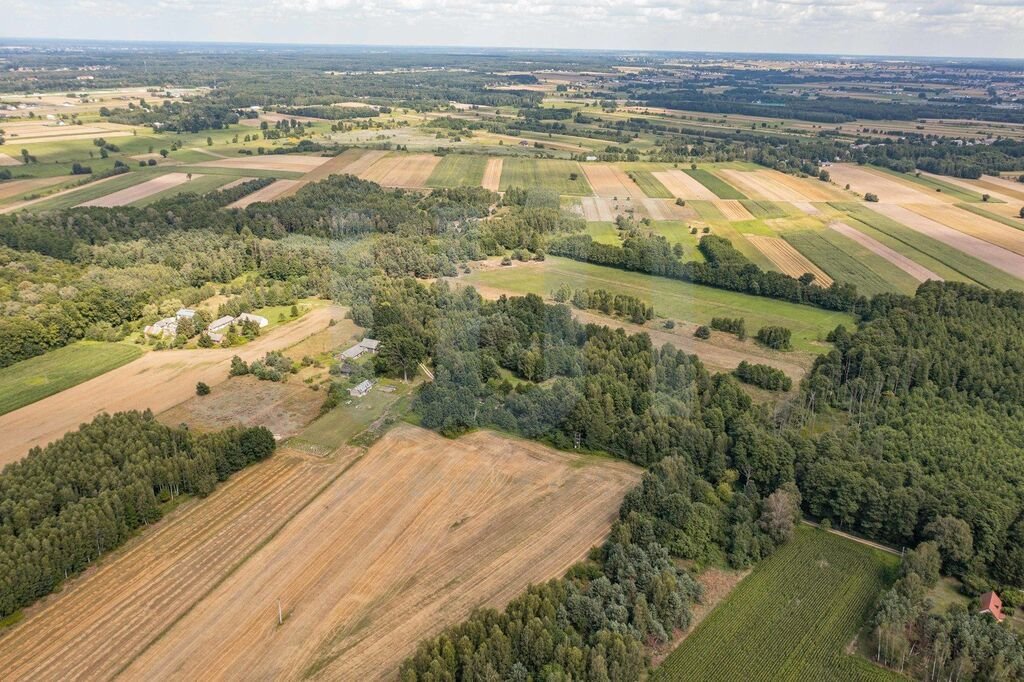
[349,380,372,398]
[979,591,1005,622]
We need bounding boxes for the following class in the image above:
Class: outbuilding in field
[349,380,373,398]
[979,591,1005,622]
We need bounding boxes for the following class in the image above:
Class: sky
[6,0,1024,59]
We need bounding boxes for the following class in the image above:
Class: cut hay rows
[225,179,300,208]
[77,173,194,208]
[905,203,1024,257]
[651,170,719,200]
[826,164,947,205]
[872,203,1024,280]
[116,424,639,680]
[829,221,942,283]
[712,199,755,221]
[482,158,503,191]
[0,449,349,681]
[746,235,834,286]
[359,153,441,188]
[195,154,331,173]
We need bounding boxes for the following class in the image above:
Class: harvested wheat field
[360,153,441,188]
[77,172,194,207]
[642,197,695,221]
[0,174,125,214]
[906,203,1024,257]
[0,448,352,682]
[829,222,941,283]
[974,175,1024,203]
[274,148,378,199]
[712,199,755,221]
[580,196,619,221]
[0,175,69,201]
[482,157,503,191]
[652,169,719,200]
[716,170,837,203]
[195,154,331,173]
[873,203,1024,279]
[582,163,640,198]
[827,164,946,205]
[226,178,300,208]
[0,152,21,166]
[791,201,822,215]
[116,424,639,681]
[747,235,834,286]
[0,305,339,467]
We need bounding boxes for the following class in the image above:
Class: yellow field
[359,153,441,188]
[747,235,834,286]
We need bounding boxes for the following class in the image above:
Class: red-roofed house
[979,591,1004,623]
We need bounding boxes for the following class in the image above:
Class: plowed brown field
[359,153,441,188]
[747,235,834,286]
[1,425,638,681]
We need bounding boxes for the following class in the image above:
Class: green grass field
[833,203,1024,291]
[955,203,1024,231]
[131,173,234,207]
[289,379,414,452]
[655,527,901,682]
[871,166,991,203]
[629,170,673,198]
[783,230,920,296]
[686,168,747,200]
[498,158,592,196]
[741,200,790,219]
[426,155,488,188]
[584,222,622,245]
[0,341,143,416]
[465,256,854,352]
[644,221,705,261]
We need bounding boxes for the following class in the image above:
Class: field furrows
[0,450,348,680]
[905,203,1024,256]
[747,235,834,286]
[120,425,639,680]
[359,153,440,188]
[652,170,718,200]
[481,158,503,191]
[826,164,946,205]
[829,222,942,282]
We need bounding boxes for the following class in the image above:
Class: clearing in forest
[746,235,834,286]
[225,178,300,208]
[359,153,441,188]
[76,172,194,207]
[655,526,900,682]
[117,424,639,681]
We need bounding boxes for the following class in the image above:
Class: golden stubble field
[0,424,639,681]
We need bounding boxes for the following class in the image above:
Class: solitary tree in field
[159,149,169,158]
[196,382,210,396]
[207,136,213,146]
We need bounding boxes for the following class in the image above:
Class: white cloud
[5,0,1024,57]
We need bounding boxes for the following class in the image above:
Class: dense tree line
[0,411,275,618]
[734,360,792,392]
[551,286,654,324]
[548,233,864,314]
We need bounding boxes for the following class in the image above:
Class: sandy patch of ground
[829,221,942,283]
[77,172,194,207]
[0,175,69,201]
[747,235,834,286]
[826,164,947,205]
[642,197,695,221]
[873,203,1024,279]
[0,152,21,166]
[225,179,300,208]
[652,170,719,200]
[906,203,1024,257]
[358,153,441,188]
[118,424,639,681]
[482,157,503,191]
[0,447,353,681]
[712,199,755,221]
[580,196,618,222]
[0,305,339,467]
[195,154,331,173]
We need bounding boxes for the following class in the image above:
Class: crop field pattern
[499,158,591,195]
[656,527,900,682]
[426,154,488,188]
[746,235,834,286]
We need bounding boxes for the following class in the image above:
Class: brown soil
[358,153,441,188]
[77,172,194,207]
[105,424,638,680]
[225,178,300,208]
[273,148,374,199]
[0,305,341,467]
[829,221,941,282]
[746,235,834,286]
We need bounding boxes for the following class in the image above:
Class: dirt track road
[0,306,340,467]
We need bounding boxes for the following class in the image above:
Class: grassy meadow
[426,154,488,188]
[498,158,591,195]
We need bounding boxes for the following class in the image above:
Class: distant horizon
[5,0,1023,60]
[2,35,1023,65]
